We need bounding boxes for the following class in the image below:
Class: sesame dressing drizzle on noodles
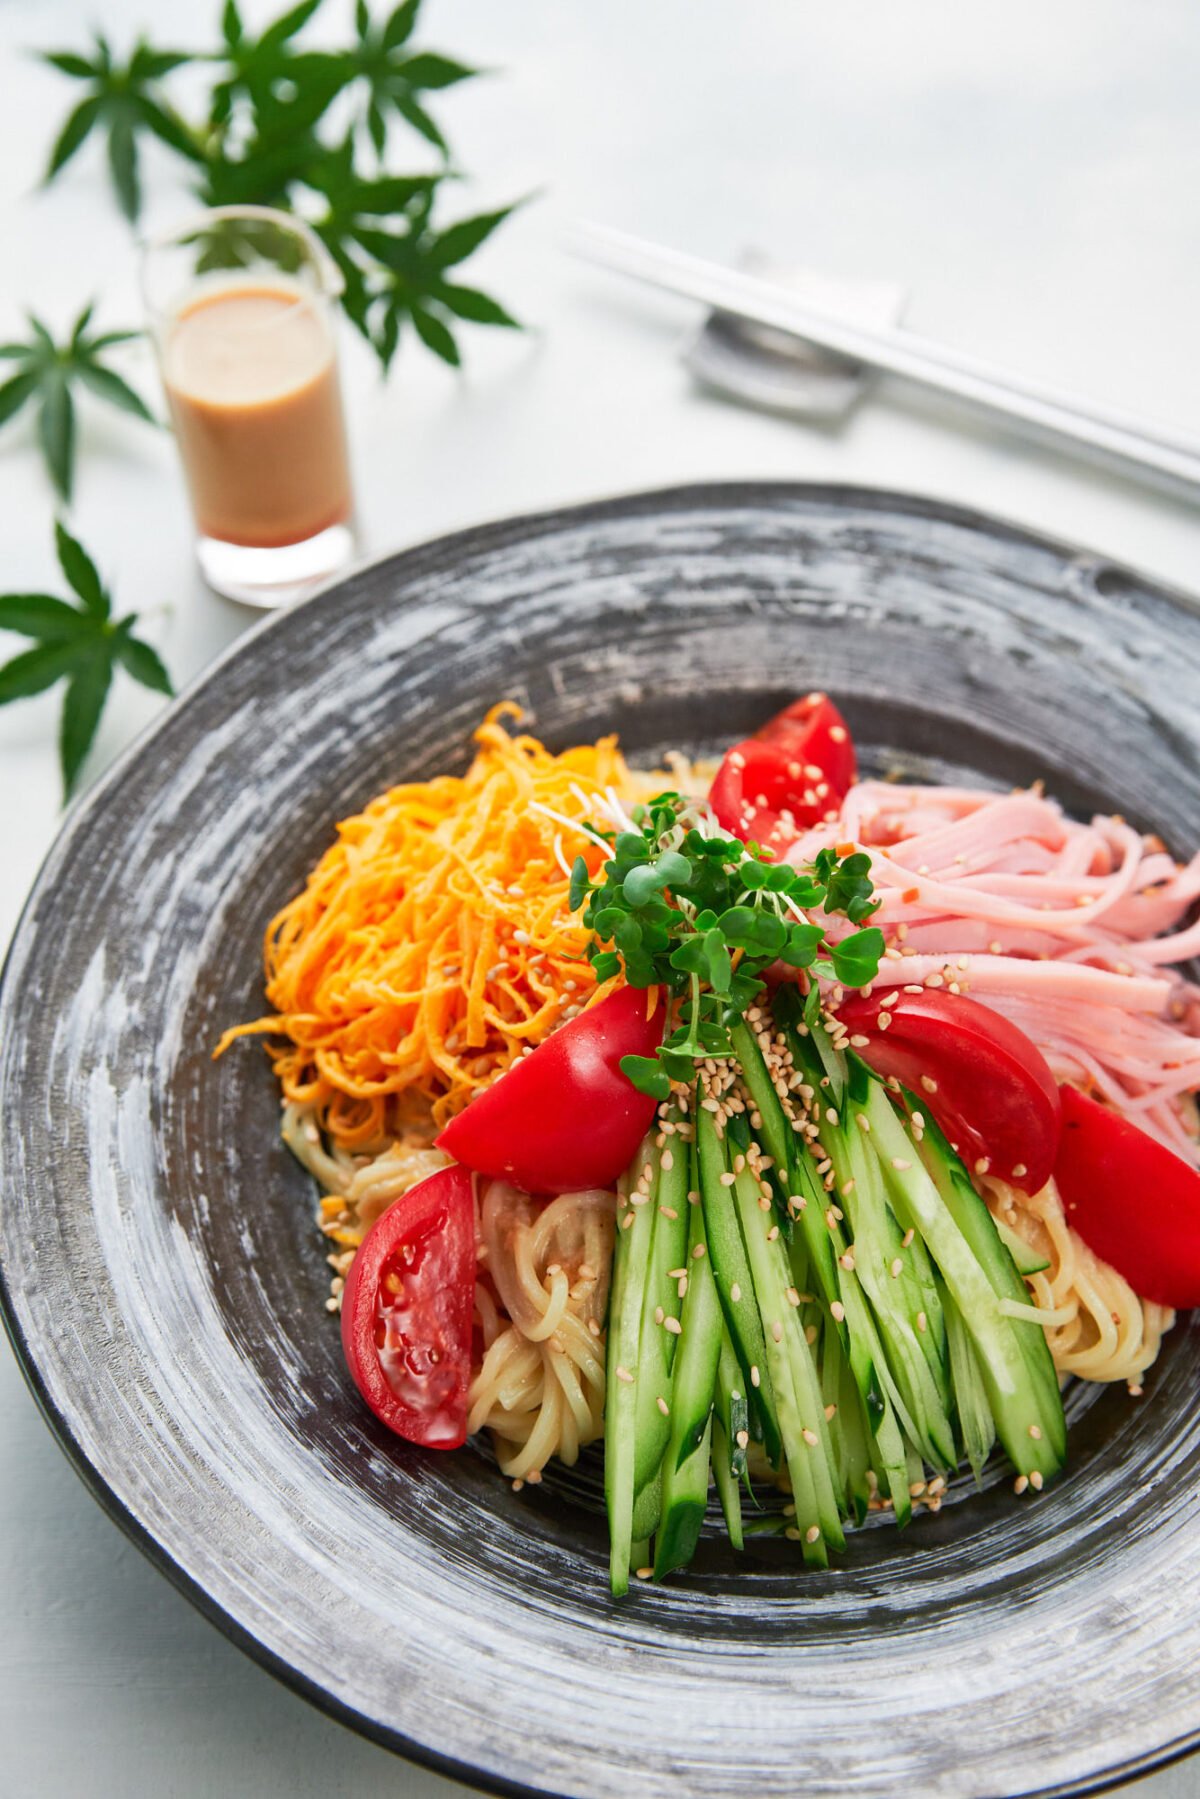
[793,778,1200,1390]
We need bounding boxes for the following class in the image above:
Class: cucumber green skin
[711,1414,744,1548]
[731,1018,839,1307]
[654,1418,713,1577]
[866,1087,1066,1483]
[994,1212,1052,1275]
[834,1120,957,1472]
[632,1112,692,1501]
[832,1269,914,1527]
[731,1165,846,1561]
[942,1279,997,1483]
[668,1189,724,1470]
[696,1107,783,1466]
[649,1165,726,1578]
[714,1330,749,1483]
[604,1136,659,1597]
[632,1469,662,1543]
[917,1117,1066,1458]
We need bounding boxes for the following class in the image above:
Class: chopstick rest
[681,250,906,423]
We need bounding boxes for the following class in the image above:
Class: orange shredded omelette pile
[216,703,632,1148]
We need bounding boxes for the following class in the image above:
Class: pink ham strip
[790,778,1200,1169]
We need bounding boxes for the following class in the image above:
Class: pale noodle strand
[470,1181,615,1478]
[986,1175,1174,1385]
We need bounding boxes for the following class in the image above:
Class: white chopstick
[564,220,1200,501]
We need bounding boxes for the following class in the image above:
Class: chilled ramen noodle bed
[218,692,1200,1590]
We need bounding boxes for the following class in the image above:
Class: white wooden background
[1,1,1199,1792]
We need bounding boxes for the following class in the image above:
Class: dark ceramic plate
[2,484,1200,1799]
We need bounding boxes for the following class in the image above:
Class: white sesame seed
[802,1428,819,1447]
[635,1566,654,1580]
[692,1243,706,1260]
[1029,1424,1042,1440]
[917,1311,928,1333]
[750,1365,761,1388]
[656,1396,670,1417]
[891,1157,912,1171]
[1014,1475,1029,1495]
[1030,1470,1044,1491]
[831,1301,846,1322]
[805,1525,821,1544]
[736,1429,750,1449]
[730,1281,741,1302]
[664,1316,682,1336]
[902,1229,915,1248]
[890,1257,903,1278]
[616,1366,634,1384]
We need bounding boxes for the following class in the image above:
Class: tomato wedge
[756,691,857,796]
[836,989,1061,1193]
[1055,1086,1200,1308]
[709,693,856,858]
[437,984,663,1194]
[340,1165,475,1449]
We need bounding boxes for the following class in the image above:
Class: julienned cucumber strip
[631,1107,691,1502]
[730,1017,840,1307]
[994,1212,1052,1276]
[696,1105,783,1465]
[843,1053,949,1384]
[863,1085,1066,1483]
[668,1178,723,1472]
[730,1163,846,1561]
[654,1417,713,1577]
[711,1414,744,1548]
[942,1279,997,1483]
[605,1135,658,1597]
[714,1329,749,1483]
[834,1115,956,1471]
[831,1265,914,1526]
[631,1468,662,1543]
[912,1112,1065,1457]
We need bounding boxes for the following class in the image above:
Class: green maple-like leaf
[352,196,523,369]
[41,32,202,220]
[349,0,478,159]
[0,303,156,502]
[38,3,520,386]
[0,523,174,800]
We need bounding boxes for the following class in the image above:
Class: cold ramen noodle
[218,697,1200,1593]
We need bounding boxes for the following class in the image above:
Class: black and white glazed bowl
[2,484,1199,1799]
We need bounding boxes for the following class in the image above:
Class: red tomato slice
[340,1165,475,1449]
[836,989,1061,1193]
[709,693,856,857]
[436,984,663,1194]
[1055,1085,1200,1309]
[756,691,857,796]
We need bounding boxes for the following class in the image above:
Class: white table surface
[2,1,1199,1793]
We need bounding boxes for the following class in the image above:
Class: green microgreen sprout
[565,791,884,1099]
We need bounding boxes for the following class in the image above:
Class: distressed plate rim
[1,480,1198,1799]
